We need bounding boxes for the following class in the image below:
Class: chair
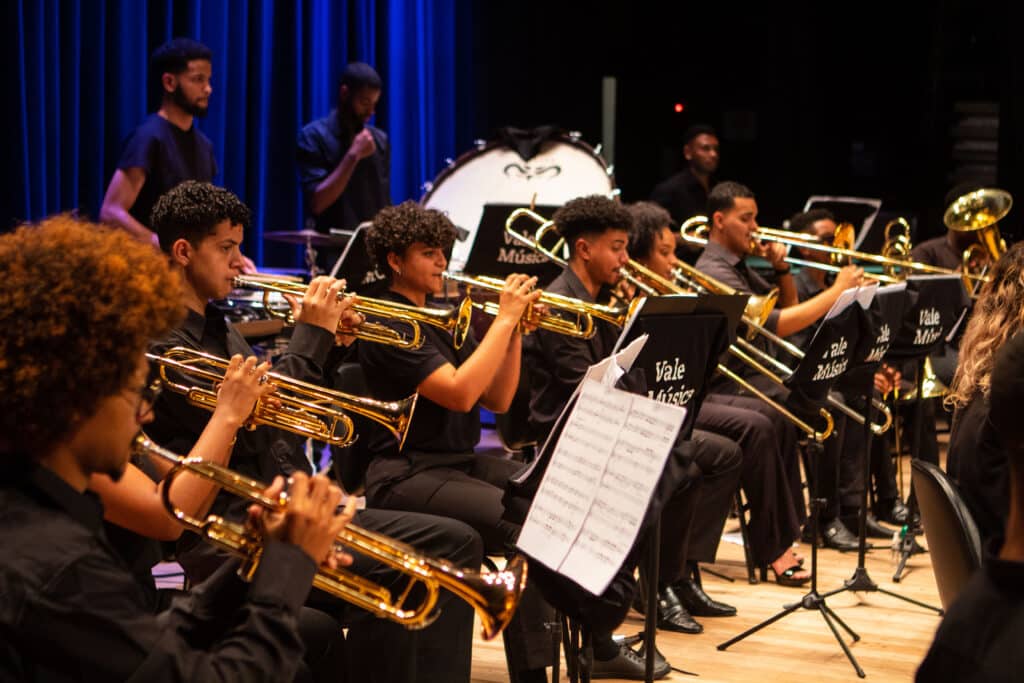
[911,459,983,610]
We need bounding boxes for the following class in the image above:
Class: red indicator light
[674,103,684,113]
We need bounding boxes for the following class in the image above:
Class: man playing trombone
[0,216,354,682]
[148,182,484,683]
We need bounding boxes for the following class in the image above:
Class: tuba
[133,433,526,639]
[944,187,1012,297]
[148,347,417,449]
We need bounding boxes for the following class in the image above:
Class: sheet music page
[824,286,859,321]
[518,378,686,595]
[855,280,879,309]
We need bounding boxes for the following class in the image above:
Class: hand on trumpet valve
[496,274,542,330]
[213,355,278,429]
[249,473,356,569]
[286,276,351,334]
[336,306,366,347]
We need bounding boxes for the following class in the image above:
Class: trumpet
[233,275,473,350]
[443,271,642,336]
[133,433,525,639]
[148,347,417,449]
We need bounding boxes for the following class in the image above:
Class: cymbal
[264,229,350,248]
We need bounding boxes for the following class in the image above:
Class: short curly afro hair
[151,180,251,253]
[552,195,633,254]
[0,215,184,458]
[365,200,457,278]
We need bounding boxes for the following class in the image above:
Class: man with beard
[297,62,390,242]
[100,38,217,245]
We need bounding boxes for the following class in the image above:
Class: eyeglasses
[127,380,163,421]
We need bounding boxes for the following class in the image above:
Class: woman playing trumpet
[358,201,556,683]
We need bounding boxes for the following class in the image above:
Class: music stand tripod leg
[717,439,865,678]
[821,394,943,614]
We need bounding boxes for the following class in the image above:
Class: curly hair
[151,181,251,252]
[365,200,457,276]
[626,201,673,259]
[946,242,1024,409]
[0,216,184,457]
[552,195,633,253]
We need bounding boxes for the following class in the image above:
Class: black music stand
[327,223,389,296]
[820,283,945,635]
[718,295,870,677]
[463,204,564,285]
[884,275,969,583]
[613,293,745,682]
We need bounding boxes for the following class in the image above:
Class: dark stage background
[7,1,1021,268]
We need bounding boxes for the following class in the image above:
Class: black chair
[911,459,983,610]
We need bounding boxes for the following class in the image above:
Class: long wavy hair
[946,242,1024,408]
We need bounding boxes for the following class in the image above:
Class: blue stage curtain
[9,0,469,269]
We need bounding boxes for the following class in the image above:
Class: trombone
[133,433,525,640]
[443,271,643,336]
[148,347,417,449]
[679,215,990,290]
[233,275,474,351]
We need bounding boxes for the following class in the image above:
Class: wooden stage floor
[468,446,944,682]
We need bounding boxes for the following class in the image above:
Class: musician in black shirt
[148,182,484,683]
[650,124,720,262]
[0,216,352,682]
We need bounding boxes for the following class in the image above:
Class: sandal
[770,564,811,588]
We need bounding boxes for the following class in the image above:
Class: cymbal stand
[718,438,866,678]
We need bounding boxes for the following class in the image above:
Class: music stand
[883,275,970,583]
[462,204,564,285]
[819,282,945,644]
[718,295,871,677]
[613,293,744,681]
[327,224,390,296]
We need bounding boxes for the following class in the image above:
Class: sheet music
[518,378,686,595]
[824,286,859,321]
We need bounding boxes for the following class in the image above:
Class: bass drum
[422,132,616,273]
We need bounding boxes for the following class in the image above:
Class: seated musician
[945,243,1024,549]
[786,209,905,543]
[147,181,484,683]
[694,182,865,549]
[521,195,742,676]
[917,326,1024,681]
[0,216,352,682]
[626,201,809,586]
[356,200,557,683]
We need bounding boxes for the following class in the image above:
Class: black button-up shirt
[911,235,963,271]
[296,110,390,232]
[0,461,315,681]
[523,267,621,444]
[649,167,714,227]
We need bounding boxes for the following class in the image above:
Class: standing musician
[626,201,809,586]
[522,195,742,678]
[147,182,484,683]
[694,181,866,548]
[0,216,353,682]
[355,200,556,683]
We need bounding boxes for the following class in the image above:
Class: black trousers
[367,453,556,673]
[678,428,743,569]
[695,401,802,566]
[704,386,807,526]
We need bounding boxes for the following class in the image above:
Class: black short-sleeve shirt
[116,114,217,227]
[357,290,480,491]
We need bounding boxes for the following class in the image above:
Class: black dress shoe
[672,578,737,617]
[590,642,670,680]
[818,518,860,551]
[840,513,898,540]
[876,498,916,526]
[656,585,703,634]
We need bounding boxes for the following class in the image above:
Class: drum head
[423,135,616,274]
